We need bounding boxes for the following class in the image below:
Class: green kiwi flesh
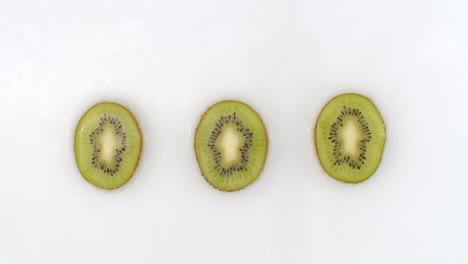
[195,101,268,191]
[74,102,142,189]
[315,94,386,183]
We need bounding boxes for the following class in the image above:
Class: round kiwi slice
[74,102,142,189]
[315,93,386,183]
[195,100,268,192]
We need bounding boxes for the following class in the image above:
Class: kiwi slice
[74,102,142,189]
[315,93,386,183]
[195,100,268,192]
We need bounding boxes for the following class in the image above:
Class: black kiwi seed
[88,114,128,176]
[327,106,372,170]
[206,113,254,176]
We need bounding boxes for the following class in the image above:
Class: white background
[1,0,467,263]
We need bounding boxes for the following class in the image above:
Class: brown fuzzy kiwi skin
[75,101,143,190]
[313,93,386,184]
[194,100,269,192]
